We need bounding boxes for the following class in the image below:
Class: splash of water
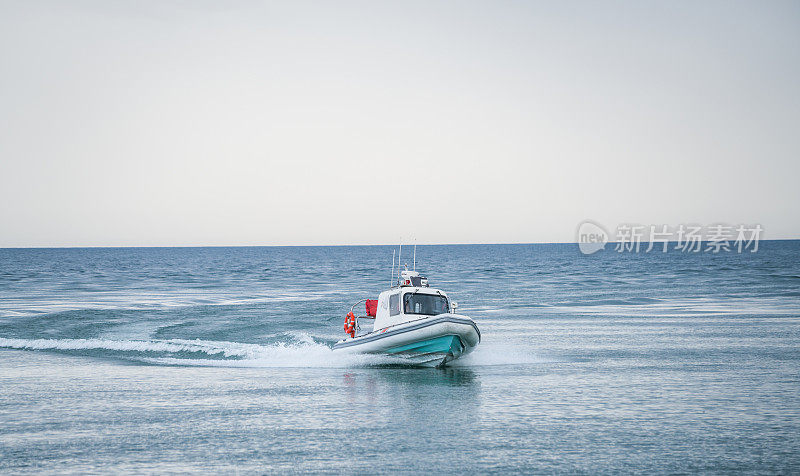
[0,335,549,368]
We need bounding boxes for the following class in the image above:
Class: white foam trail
[0,336,403,368]
[0,336,550,368]
[0,337,256,357]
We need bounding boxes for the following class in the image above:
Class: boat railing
[350,299,375,335]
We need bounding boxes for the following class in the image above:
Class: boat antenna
[413,241,417,271]
[390,249,395,287]
[397,239,402,284]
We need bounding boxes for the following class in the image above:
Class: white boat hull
[332,314,480,367]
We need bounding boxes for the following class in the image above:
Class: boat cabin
[371,270,453,331]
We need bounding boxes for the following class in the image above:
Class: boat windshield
[403,293,449,316]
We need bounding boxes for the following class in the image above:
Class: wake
[0,336,401,368]
[0,336,548,368]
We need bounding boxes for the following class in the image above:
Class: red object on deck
[365,299,378,317]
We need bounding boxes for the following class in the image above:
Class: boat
[332,265,480,367]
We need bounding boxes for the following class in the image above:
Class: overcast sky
[1,0,798,246]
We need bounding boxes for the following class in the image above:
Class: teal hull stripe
[386,335,463,355]
[332,316,480,350]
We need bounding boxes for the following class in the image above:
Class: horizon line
[1,238,798,250]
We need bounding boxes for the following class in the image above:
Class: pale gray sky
[1,0,798,246]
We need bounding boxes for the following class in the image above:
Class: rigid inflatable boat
[332,268,480,367]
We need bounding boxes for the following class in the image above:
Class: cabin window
[403,293,449,316]
[389,293,400,316]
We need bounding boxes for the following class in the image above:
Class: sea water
[1,243,799,473]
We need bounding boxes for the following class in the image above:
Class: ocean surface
[1,242,799,473]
